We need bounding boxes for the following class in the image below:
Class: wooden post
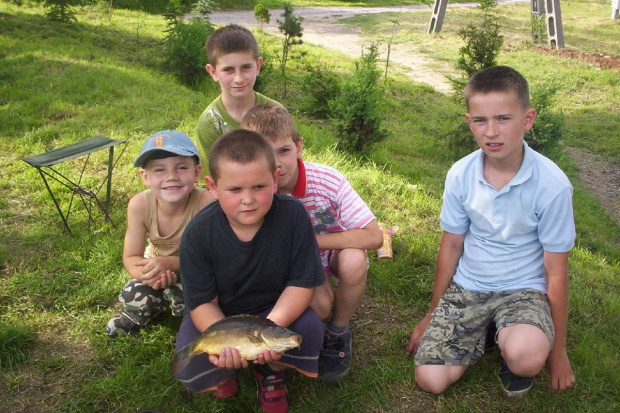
[613,0,620,20]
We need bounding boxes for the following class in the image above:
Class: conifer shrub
[328,44,388,154]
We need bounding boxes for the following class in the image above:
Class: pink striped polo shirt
[290,159,375,234]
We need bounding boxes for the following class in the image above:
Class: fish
[171,314,302,374]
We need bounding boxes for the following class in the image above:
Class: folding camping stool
[23,135,128,236]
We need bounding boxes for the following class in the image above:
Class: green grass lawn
[1,1,619,412]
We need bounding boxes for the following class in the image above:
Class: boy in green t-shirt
[195,24,281,179]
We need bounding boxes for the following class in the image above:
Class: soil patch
[567,147,620,225]
[534,47,620,71]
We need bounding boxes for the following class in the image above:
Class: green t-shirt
[194,92,282,179]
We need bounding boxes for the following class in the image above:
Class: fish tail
[171,343,194,375]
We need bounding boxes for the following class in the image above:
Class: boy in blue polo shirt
[407,66,576,397]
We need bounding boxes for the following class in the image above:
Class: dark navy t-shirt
[180,194,325,316]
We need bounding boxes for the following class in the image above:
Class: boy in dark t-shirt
[175,129,325,412]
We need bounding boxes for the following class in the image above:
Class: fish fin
[246,333,264,345]
[171,343,195,375]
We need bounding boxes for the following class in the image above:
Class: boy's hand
[407,313,433,356]
[135,257,176,286]
[254,350,283,365]
[209,348,249,370]
[546,348,576,393]
[151,270,178,290]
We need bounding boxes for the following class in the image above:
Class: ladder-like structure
[427,0,565,49]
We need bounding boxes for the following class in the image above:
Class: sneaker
[254,365,289,413]
[498,360,534,398]
[319,326,352,383]
[212,375,239,400]
[105,311,143,338]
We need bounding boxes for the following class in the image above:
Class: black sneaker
[319,326,352,383]
[105,311,143,338]
[498,360,534,398]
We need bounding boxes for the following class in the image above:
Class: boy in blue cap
[105,130,214,337]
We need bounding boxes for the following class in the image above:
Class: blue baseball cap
[134,130,200,167]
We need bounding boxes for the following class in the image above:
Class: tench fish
[171,314,302,374]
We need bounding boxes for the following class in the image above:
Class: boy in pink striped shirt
[241,104,383,383]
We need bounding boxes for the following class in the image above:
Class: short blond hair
[241,104,302,145]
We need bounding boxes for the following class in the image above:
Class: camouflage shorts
[415,282,554,366]
[118,279,185,326]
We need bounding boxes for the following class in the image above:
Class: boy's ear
[295,137,304,158]
[206,63,217,81]
[523,108,537,131]
[205,176,219,199]
[465,113,474,131]
[193,164,202,183]
[256,56,263,73]
[272,168,281,193]
[139,168,150,186]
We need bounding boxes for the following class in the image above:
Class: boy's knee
[310,287,333,320]
[414,366,453,395]
[499,324,550,376]
[335,248,368,283]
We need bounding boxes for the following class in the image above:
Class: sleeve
[286,202,326,288]
[334,175,376,230]
[537,186,576,253]
[440,168,470,235]
[195,107,227,179]
[179,219,218,311]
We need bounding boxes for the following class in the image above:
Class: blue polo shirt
[441,142,575,293]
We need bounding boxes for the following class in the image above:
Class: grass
[1,1,619,412]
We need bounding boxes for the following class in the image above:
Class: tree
[254,4,271,30]
[193,0,215,23]
[455,0,503,78]
[329,44,388,154]
[44,0,80,23]
[277,3,303,97]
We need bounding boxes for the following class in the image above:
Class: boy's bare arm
[544,250,576,393]
[407,231,465,355]
[122,193,149,280]
[267,286,315,328]
[315,219,384,251]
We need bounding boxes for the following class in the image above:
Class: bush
[525,82,565,153]
[166,19,212,87]
[44,0,80,23]
[193,0,215,22]
[454,0,503,79]
[254,3,271,29]
[300,63,341,118]
[328,44,388,154]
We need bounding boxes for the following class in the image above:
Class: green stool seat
[23,135,127,236]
